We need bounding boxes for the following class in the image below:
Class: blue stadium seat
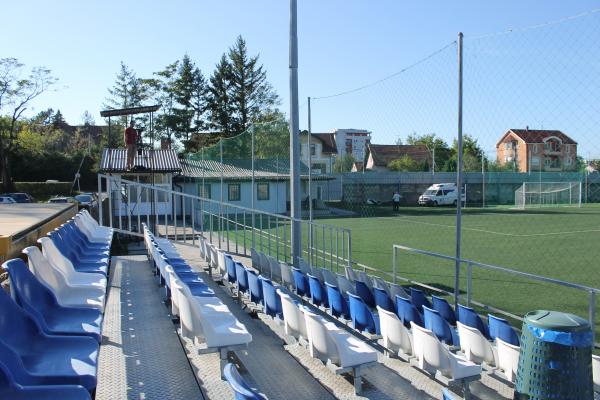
[261,278,283,319]
[52,228,109,262]
[409,287,432,311]
[308,274,328,307]
[325,282,350,319]
[63,223,110,252]
[431,295,457,326]
[247,270,264,305]
[355,280,375,308]
[457,304,490,339]
[423,306,460,346]
[373,286,394,312]
[292,267,310,297]
[223,363,267,400]
[0,287,98,392]
[225,255,237,284]
[0,360,91,400]
[347,292,380,334]
[235,262,249,295]
[4,259,102,343]
[395,295,423,328]
[48,232,107,276]
[442,388,457,400]
[488,314,519,346]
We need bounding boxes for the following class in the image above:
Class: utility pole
[308,97,313,267]
[454,32,464,309]
[289,0,302,267]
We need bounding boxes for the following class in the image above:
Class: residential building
[496,128,578,172]
[300,132,337,174]
[364,144,431,172]
[333,129,371,163]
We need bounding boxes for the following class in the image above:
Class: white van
[418,183,465,206]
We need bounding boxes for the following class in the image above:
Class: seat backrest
[298,258,311,275]
[279,262,293,286]
[396,295,423,328]
[355,280,375,308]
[278,289,307,340]
[225,255,236,283]
[373,286,394,312]
[267,256,281,280]
[387,283,409,303]
[347,292,377,334]
[456,321,496,366]
[250,248,260,270]
[321,269,338,286]
[292,268,309,297]
[258,253,270,275]
[308,274,327,306]
[410,287,432,311]
[457,304,490,339]
[4,259,57,326]
[488,314,519,346]
[431,295,457,326]
[23,246,66,296]
[337,275,355,296]
[223,363,265,400]
[261,278,283,319]
[310,267,324,284]
[303,308,340,364]
[214,247,222,271]
[357,271,372,288]
[592,354,600,392]
[496,337,520,382]
[442,388,457,400]
[325,282,349,319]
[235,262,248,291]
[377,306,412,356]
[423,305,456,346]
[39,236,75,276]
[0,283,42,352]
[419,325,452,374]
[344,266,358,281]
[246,270,263,304]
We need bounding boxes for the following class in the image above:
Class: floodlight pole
[454,32,464,309]
[289,0,302,267]
[308,97,313,267]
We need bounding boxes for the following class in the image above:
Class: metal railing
[392,244,599,345]
[97,174,351,272]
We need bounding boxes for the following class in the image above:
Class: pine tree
[150,61,179,146]
[172,55,197,142]
[208,54,233,135]
[227,36,279,134]
[105,62,148,125]
[190,66,208,132]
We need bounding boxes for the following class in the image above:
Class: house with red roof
[496,128,578,172]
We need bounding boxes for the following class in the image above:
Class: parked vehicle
[74,194,97,210]
[418,183,465,206]
[0,196,16,204]
[48,196,76,204]
[0,192,34,203]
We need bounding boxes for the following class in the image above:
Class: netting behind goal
[514,181,582,209]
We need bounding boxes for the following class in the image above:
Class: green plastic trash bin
[514,310,594,400]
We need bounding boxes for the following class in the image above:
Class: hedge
[2,182,74,201]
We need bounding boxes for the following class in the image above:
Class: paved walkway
[96,255,204,400]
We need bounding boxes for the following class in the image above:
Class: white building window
[257,182,269,201]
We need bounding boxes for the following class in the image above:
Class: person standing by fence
[392,191,401,211]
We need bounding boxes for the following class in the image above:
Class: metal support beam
[454,32,464,309]
[289,0,302,267]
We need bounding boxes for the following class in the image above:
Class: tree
[0,58,56,191]
[147,61,179,146]
[388,155,424,172]
[104,62,148,128]
[406,132,450,172]
[227,36,279,134]
[446,134,486,172]
[208,54,233,135]
[171,55,197,142]
[333,154,355,173]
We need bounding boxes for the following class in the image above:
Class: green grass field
[315,205,600,340]
[213,204,600,341]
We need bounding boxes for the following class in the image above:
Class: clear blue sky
[2,1,599,157]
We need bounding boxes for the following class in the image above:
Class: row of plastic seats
[145,227,252,366]
[0,210,112,398]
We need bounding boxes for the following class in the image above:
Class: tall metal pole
[308,97,313,267]
[481,152,486,208]
[454,32,464,309]
[219,138,224,249]
[251,127,256,249]
[289,0,302,267]
[432,146,435,177]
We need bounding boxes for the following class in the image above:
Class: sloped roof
[99,148,182,173]
[367,144,431,167]
[179,158,332,181]
[497,129,577,146]
[312,133,337,153]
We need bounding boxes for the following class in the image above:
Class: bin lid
[524,310,590,333]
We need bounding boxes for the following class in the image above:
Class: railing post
[347,229,352,270]
[98,175,103,226]
[392,246,397,284]
[234,209,238,254]
[183,194,187,243]
[127,185,132,232]
[108,176,113,228]
[118,178,123,231]
[191,198,196,245]
[467,262,473,307]
[590,291,596,345]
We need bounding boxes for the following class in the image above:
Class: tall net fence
[297,10,600,340]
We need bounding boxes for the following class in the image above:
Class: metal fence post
[467,262,473,307]
[453,31,464,309]
[392,246,397,284]
[590,291,596,345]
